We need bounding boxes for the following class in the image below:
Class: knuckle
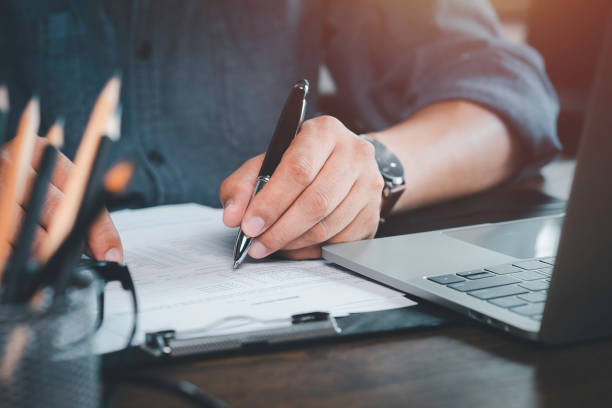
[261,232,284,252]
[299,118,316,134]
[218,178,230,197]
[246,154,264,168]
[303,188,330,217]
[313,115,341,130]
[355,137,375,158]
[286,154,316,185]
[307,220,330,244]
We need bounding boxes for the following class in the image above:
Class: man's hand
[0,136,123,264]
[219,115,384,260]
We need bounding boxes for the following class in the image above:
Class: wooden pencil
[80,107,121,218]
[0,86,8,146]
[0,98,40,275]
[39,77,121,262]
[1,122,63,304]
[22,161,133,303]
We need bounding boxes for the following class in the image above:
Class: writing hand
[219,116,384,260]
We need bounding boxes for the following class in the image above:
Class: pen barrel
[258,80,308,178]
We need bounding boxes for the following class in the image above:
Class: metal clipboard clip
[141,311,341,358]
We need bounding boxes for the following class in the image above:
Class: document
[96,204,415,353]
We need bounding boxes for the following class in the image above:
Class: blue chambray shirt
[0,0,560,209]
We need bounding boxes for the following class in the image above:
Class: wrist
[358,133,406,221]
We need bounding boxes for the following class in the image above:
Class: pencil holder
[0,270,100,408]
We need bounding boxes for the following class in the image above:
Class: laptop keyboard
[427,257,555,321]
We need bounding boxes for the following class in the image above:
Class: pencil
[22,161,133,303]
[80,106,121,218]
[1,121,64,304]
[0,98,40,275]
[39,77,121,262]
[0,86,8,146]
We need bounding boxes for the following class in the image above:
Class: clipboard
[141,312,341,358]
[91,261,451,367]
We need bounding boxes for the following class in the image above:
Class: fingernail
[223,199,234,210]
[104,248,122,263]
[249,241,267,259]
[243,216,264,236]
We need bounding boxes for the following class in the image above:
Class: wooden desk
[113,160,612,408]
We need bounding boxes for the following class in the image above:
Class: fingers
[248,123,380,259]
[248,144,359,258]
[278,245,322,260]
[279,205,380,261]
[326,204,381,244]
[282,178,372,251]
[219,154,264,228]
[7,205,49,255]
[2,134,123,263]
[30,136,73,193]
[220,115,384,263]
[86,209,123,262]
[239,117,338,237]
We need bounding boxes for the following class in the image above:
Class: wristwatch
[360,134,406,222]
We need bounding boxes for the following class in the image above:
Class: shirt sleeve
[324,0,561,176]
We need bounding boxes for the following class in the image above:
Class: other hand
[219,115,384,260]
[0,136,123,264]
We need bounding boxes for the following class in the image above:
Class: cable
[103,373,228,408]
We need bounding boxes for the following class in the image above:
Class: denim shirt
[0,0,560,208]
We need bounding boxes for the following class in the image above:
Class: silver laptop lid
[540,8,612,344]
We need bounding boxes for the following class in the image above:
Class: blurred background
[493,0,611,155]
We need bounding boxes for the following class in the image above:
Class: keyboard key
[532,314,543,321]
[539,257,556,265]
[509,270,547,281]
[489,296,528,308]
[513,260,549,270]
[457,270,496,280]
[458,270,483,277]
[511,303,545,316]
[485,264,523,274]
[468,285,528,300]
[466,272,496,280]
[518,292,547,303]
[428,274,465,285]
[448,275,519,292]
[518,280,549,291]
[535,267,553,277]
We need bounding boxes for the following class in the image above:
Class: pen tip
[233,261,240,269]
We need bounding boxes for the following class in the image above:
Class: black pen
[232,79,309,269]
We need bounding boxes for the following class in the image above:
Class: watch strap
[380,182,406,222]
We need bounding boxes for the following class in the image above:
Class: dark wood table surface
[112,160,612,408]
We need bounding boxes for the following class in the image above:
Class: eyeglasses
[50,261,138,352]
[79,260,138,349]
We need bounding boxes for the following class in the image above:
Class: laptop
[322,14,612,345]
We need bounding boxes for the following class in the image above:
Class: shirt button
[137,41,153,60]
[147,150,165,165]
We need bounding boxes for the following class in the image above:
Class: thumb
[219,154,264,228]
[86,208,123,263]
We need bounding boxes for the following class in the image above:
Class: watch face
[365,136,405,185]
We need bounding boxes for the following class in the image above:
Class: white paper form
[96,204,415,353]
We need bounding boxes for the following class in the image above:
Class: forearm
[373,100,525,213]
